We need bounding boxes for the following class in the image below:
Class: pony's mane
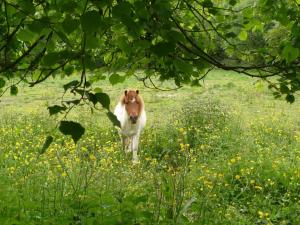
[137,94,144,110]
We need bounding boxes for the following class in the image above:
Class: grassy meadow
[0,70,299,225]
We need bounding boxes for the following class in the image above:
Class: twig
[135,74,182,91]
[197,66,215,82]
[29,60,69,86]
[0,71,28,98]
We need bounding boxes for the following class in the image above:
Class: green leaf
[87,93,98,105]
[94,87,103,93]
[165,30,185,42]
[19,0,35,14]
[191,79,201,87]
[238,30,248,41]
[28,20,45,33]
[135,40,151,49]
[175,77,181,87]
[0,78,5,88]
[63,80,79,91]
[59,121,85,144]
[40,136,54,154]
[134,1,150,20]
[74,88,86,96]
[85,55,97,71]
[10,85,18,95]
[201,0,213,8]
[282,44,299,64]
[95,93,110,110]
[86,35,100,49]
[174,60,194,74]
[43,51,70,67]
[60,1,78,13]
[55,29,73,47]
[112,2,132,18]
[63,65,74,76]
[62,16,79,34]
[43,53,58,66]
[272,92,281,99]
[87,92,110,109]
[92,0,110,8]
[104,52,113,64]
[151,42,175,57]
[116,38,131,54]
[109,73,125,85]
[81,10,102,33]
[107,111,121,128]
[225,32,237,38]
[208,7,218,15]
[17,29,36,42]
[286,94,295,103]
[280,84,290,94]
[48,105,67,116]
[252,24,263,32]
[229,0,237,6]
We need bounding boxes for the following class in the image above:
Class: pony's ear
[136,90,139,94]
[124,90,128,95]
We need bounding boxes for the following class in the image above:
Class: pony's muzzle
[130,115,138,124]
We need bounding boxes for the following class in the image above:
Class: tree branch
[29,60,69,87]
[135,74,182,91]
[171,16,286,78]
[0,18,25,51]
[184,0,235,47]
[0,35,46,73]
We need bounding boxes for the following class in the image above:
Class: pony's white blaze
[114,90,146,163]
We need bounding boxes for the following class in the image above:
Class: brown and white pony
[114,90,146,162]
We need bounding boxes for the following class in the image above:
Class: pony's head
[122,90,143,124]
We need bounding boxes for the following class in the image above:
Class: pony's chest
[121,122,139,136]
[114,102,146,137]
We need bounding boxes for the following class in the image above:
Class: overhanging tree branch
[171,16,287,78]
[0,35,46,73]
[29,60,69,87]
[184,0,235,47]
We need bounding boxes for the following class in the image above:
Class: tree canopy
[1,0,300,142]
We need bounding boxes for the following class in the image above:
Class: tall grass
[0,97,299,224]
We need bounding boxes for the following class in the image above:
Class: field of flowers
[0,71,299,225]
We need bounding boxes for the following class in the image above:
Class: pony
[114,89,146,162]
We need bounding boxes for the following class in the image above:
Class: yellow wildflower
[89,154,96,161]
[235,175,241,180]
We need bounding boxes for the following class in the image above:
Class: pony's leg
[122,136,130,153]
[132,133,140,163]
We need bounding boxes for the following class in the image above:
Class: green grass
[0,70,299,225]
